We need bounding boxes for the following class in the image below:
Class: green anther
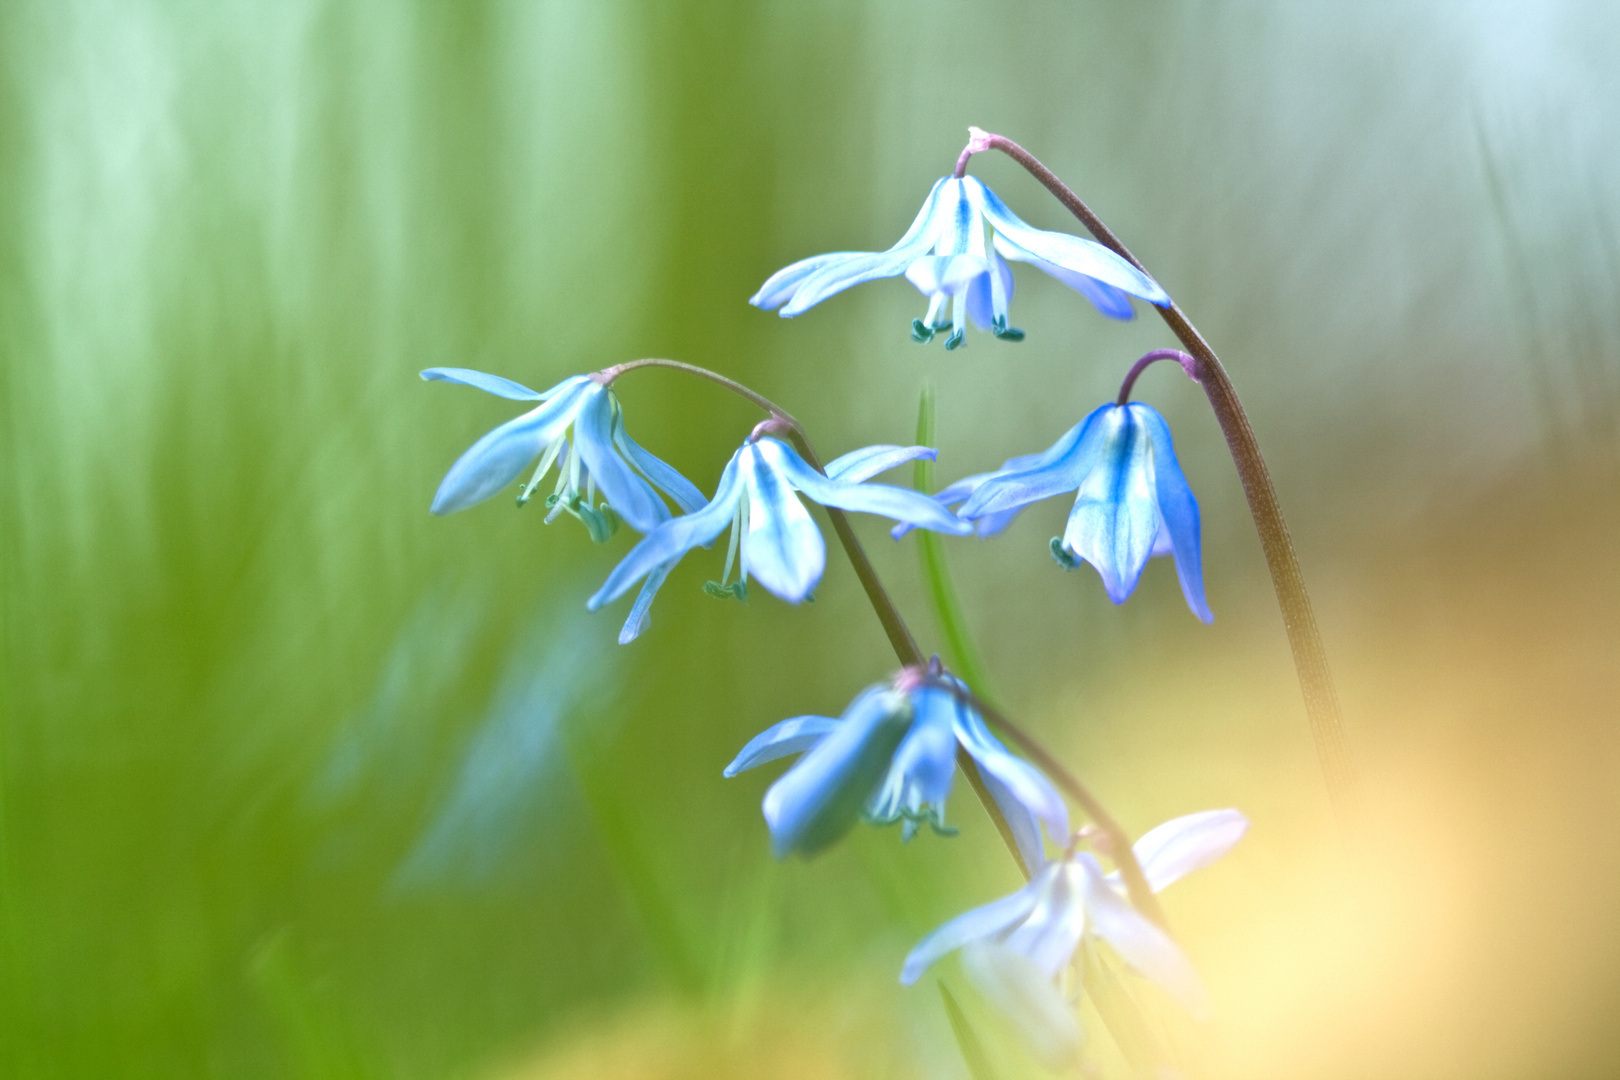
[803,592,815,604]
[545,493,562,509]
[911,318,935,343]
[992,316,1025,342]
[576,502,613,543]
[944,327,966,351]
[599,504,621,537]
[702,580,749,602]
[1049,537,1079,571]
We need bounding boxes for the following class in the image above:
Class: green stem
[962,129,1361,822]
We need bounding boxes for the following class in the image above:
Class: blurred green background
[3,2,1618,1078]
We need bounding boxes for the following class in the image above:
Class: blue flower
[951,402,1213,623]
[900,809,1250,1032]
[750,176,1169,348]
[587,439,971,641]
[424,368,705,538]
[722,669,1069,863]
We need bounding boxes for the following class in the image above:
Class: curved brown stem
[962,130,1362,822]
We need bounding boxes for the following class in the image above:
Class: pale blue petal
[1000,861,1086,975]
[993,234,1136,320]
[1131,809,1248,893]
[750,252,858,309]
[1135,404,1213,623]
[587,453,744,610]
[421,367,552,401]
[955,708,1070,844]
[867,685,959,825]
[903,254,988,298]
[824,444,936,484]
[1078,854,1209,1017]
[1062,407,1159,604]
[739,444,825,603]
[724,716,842,776]
[614,424,706,514]
[761,439,972,535]
[956,409,1108,521]
[762,687,911,857]
[776,180,958,316]
[966,251,1015,330]
[429,378,594,515]
[970,178,1170,305]
[572,387,666,534]
[899,871,1047,986]
[960,942,1084,1068]
[978,764,1048,878]
[618,560,674,645]
[778,251,924,317]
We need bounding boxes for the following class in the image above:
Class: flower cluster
[424,134,1250,1070]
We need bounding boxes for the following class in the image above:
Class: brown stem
[964,131,1362,822]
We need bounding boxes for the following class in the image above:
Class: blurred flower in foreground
[424,367,704,537]
[750,176,1169,349]
[951,402,1213,623]
[587,438,969,642]
[901,810,1248,1060]
[723,667,1068,862]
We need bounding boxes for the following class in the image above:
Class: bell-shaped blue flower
[900,809,1250,1024]
[424,367,704,537]
[750,176,1169,348]
[586,439,971,639]
[723,669,1069,864]
[952,402,1213,623]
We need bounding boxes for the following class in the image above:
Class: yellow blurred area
[496,456,1620,1080]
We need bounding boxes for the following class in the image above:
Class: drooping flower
[750,176,1169,348]
[901,809,1249,1031]
[723,668,1068,866]
[950,402,1213,623]
[424,367,704,536]
[586,438,970,639]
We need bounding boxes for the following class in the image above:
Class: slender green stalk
[938,981,1001,1080]
[958,129,1361,821]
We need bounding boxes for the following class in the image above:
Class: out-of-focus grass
[2,2,1619,1078]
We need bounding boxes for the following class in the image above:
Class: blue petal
[571,387,667,534]
[1062,406,1159,604]
[761,439,972,535]
[960,942,1084,1068]
[824,444,936,484]
[429,378,594,515]
[762,686,911,857]
[978,766,1049,878]
[867,685,959,825]
[953,702,1070,845]
[776,180,957,317]
[723,716,842,776]
[992,234,1136,320]
[899,870,1047,985]
[617,559,675,645]
[587,452,744,610]
[739,444,825,603]
[613,423,706,515]
[1077,854,1209,1018]
[1130,809,1248,893]
[421,367,553,401]
[955,408,1108,521]
[1001,861,1087,976]
[1134,405,1213,623]
[903,253,988,297]
[966,251,1015,330]
[750,252,859,309]
[968,178,1170,305]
